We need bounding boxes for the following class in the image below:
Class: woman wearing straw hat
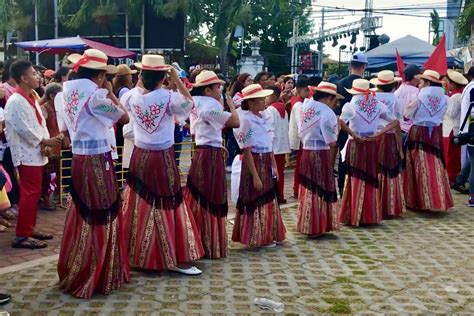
[339,79,400,226]
[370,70,405,218]
[184,70,240,259]
[296,82,342,236]
[55,49,131,298]
[123,55,204,275]
[442,69,468,184]
[232,83,286,247]
[403,70,454,212]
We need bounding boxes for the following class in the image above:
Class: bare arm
[169,68,192,101]
[225,95,240,128]
[328,142,338,168]
[339,120,365,143]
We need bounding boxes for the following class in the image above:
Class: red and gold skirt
[404,125,453,211]
[340,139,381,226]
[232,152,286,247]
[58,152,130,299]
[297,149,339,235]
[123,146,204,271]
[377,133,405,218]
[184,146,228,259]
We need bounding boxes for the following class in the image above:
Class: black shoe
[0,293,11,305]
[451,183,469,194]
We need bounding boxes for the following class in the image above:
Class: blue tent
[366,35,463,71]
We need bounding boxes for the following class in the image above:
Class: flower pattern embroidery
[424,95,443,117]
[236,129,253,145]
[379,98,393,111]
[133,101,167,133]
[300,108,321,124]
[355,98,379,124]
[64,90,84,127]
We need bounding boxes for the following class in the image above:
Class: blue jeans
[225,129,239,167]
[468,147,474,195]
[174,125,183,166]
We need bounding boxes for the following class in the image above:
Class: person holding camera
[403,70,453,212]
[457,67,474,206]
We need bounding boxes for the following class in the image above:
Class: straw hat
[370,70,402,86]
[345,79,374,95]
[193,70,225,88]
[447,69,468,86]
[68,49,108,71]
[241,84,273,100]
[415,69,443,83]
[105,65,118,75]
[134,55,171,71]
[313,81,344,99]
[116,64,137,77]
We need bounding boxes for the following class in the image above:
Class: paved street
[1,172,474,314]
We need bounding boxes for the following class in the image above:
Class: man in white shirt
[5,60,62,249]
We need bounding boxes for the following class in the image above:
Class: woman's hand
[253,176,263,192]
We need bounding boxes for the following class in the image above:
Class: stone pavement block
[1,175,474,313]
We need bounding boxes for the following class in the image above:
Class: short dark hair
[377,82,397,93]
[308,76,322,86]
[2,59,17,82]
[76,67,106,80]
[276,72,286,78]
[269,86,281,98]
[421,78,442,87]
[283,76,294,83]
[467,66,474,81]
[296,78,309,89]
[350,61,366,69]
[241,99,250,111]
[141,70,166,90]
[10,60,33,84]
[254,71,268,84]
[190,83,219,97]
[53,67,70,82]
[44,82,63,99]
[313,91,335,101]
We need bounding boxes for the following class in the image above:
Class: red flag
[424,34,447,75]
[396,49,405,82]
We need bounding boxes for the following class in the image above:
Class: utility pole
[34,0,39,65]
[318,8,325,76]
[54,0,59,69]
[291,18,297,74]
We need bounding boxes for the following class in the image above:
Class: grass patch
[323,297,352,314]
[335,276,356,284]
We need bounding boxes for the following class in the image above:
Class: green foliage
[430,9,440,45]
[457,0,474,39]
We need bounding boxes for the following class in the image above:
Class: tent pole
[35,0,39,65]
[54,0,59,69]
[141,5,145,54]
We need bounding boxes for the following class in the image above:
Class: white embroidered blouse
[129,88,192,150]
[191,96,231,148]
[340,94,395,136]
[4,93,49,167]
[298,99,338,150]
[234,108,274,153]
[405,86,448,127]
[55,79,125,155]
[375,92,402,133]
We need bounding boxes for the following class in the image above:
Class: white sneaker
[262,242,277,248]
[168,266,202,275]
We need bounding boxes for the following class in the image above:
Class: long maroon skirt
[123,146,204,271]
[297,149,339,235]
[340,139,381,226]
[377,133,405,218]
[232,152,286,247]
[184,146,228,259]
[58,152,130,299]
[404,125,453,211]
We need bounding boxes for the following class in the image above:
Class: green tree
[430,9,440,45]
[458,0,474,39]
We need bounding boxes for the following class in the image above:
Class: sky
[308,0,448,60]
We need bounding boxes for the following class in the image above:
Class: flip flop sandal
[2,211,15,220]
[168,266,202,275]
[12,238,48,249]
[31,232,53,240]
[0,225,6,232]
